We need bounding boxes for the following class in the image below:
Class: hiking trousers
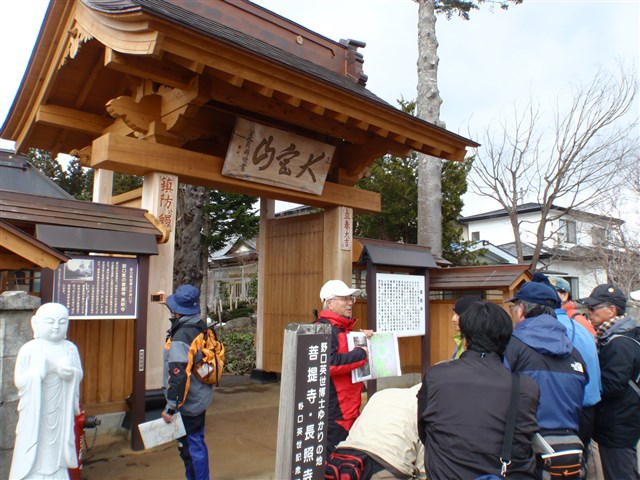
[178,412,210,480]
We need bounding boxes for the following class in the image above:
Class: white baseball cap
[320,280,361,301]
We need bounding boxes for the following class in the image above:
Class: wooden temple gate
[1,0,477,445]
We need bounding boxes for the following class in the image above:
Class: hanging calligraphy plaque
[223,118,334,195]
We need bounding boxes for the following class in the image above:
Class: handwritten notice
[223,118,334,195]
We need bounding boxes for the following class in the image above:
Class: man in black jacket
[579,284,640,480]
[417,302,540,479]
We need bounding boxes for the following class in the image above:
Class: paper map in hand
[347,331,401,382]
[138,412,186,449]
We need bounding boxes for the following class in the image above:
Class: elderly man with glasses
[315,279,373,453]
[579,284,640,480]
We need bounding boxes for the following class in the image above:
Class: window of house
[560,220,577,244]
[471,231,480,242]
[568,278,579,297]
[591,226,607,245]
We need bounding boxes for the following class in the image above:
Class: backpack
[189,326,225,385]
[608,334,640,398]
[166,323,225,407]
[325,449,371,480]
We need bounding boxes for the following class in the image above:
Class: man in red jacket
[315,279,372,453]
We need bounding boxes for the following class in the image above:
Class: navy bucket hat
[166,285,200,315]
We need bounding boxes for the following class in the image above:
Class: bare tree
[469,67,639,266]
[597,226,640,295]
[415,0,521,256]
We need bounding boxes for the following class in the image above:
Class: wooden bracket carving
[69,146,93,167]
[157,76,211,134]
[64,23,93,65]
[106,94,162,134]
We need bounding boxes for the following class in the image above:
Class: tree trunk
[416,0,445,255]
[173,184,206,294]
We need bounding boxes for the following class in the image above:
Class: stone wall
[0,291,40,480]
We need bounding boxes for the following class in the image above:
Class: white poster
[375,273,426,337]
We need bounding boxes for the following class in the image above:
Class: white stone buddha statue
[10,303,83,480]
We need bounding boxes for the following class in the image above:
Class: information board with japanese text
[52,255,139,319]
[375,273,426,337]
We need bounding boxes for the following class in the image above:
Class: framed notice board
[375,273,425,337]
[51,255,139,319]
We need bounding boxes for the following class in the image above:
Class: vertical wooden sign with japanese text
[223,118,334,195]
[339,207,353,251]
[276,323,331,480]
[158,174,176,231]
[141,172,178,389]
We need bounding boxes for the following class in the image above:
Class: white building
[459,203,624,298]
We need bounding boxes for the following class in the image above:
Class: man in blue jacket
[504,281,587,475]
[532,273,601,453]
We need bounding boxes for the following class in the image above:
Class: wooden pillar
[255,198,275,371]
[141,172,177,388]
[92,169,114,204]
[422,269,431,373]
[131,255,150,451]
[322,206,353,281]
[365,259,378,396]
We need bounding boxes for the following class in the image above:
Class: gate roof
[1,0,477,212]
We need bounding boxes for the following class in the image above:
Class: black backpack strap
[609,334,640,392]
[500,373,521,477]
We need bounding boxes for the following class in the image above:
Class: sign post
[276,323,331,480]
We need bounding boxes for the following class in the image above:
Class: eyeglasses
[330,295,357,304]
[587,304,609,312]
[509,302,522,312]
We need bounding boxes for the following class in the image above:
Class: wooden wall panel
[429,302,457,365]
[262,213,324,372]
[67,319,134,414]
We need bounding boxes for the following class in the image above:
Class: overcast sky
[1,0,638,217]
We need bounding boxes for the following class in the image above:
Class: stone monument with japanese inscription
[276,323,331,480]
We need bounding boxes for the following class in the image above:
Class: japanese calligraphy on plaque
[292,333,330,480]
[52,255,139,319]
[223,118,334,195]
[375,273,426,337]
[158,175,176,231]
[340,207,353,251]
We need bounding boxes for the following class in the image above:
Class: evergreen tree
[113,172,143,196]
[27,148,64,183]
[441,157,482,264]
[355,100,480,264]
[58,158,91,200]
[203,190,259,254]
[355,153,418,244]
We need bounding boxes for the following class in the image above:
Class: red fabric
[317,310,367,431]
[563,301,596,336]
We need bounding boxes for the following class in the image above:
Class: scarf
[596,314,626,343]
